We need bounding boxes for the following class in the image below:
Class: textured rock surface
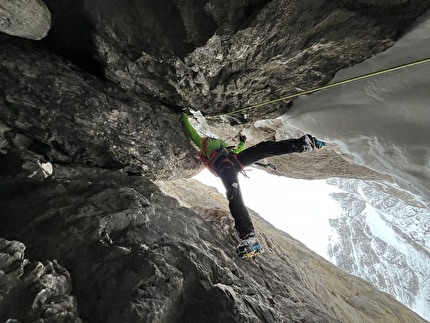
[0,0,51,40]
[0,35,198,180]
[1,0,430,322]
[39,0,430,119]
[0,35,389,185]
[0,167,427,323]
[0,238,81,322]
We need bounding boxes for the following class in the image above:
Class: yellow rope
[218,56,430,117]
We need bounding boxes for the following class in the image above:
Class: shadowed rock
[0,1,429,322]
[0,36,199,180]
[0,167,427,322]
[0,238,81,322]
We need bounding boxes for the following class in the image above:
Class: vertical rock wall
[1,1,430,322]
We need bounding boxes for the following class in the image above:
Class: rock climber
[181,111,325,259]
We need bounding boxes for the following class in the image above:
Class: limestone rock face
[0,238,81,322]
[40,0,430,119]
[1,1,430,322]
[0,0,51,40]
[0,36,199,180]
[0,167,427,323]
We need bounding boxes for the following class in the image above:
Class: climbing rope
[216,56,430,118]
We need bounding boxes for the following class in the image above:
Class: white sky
[194,167,344,259]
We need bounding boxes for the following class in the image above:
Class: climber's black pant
[237,137,310,166]
[218,165,252,239]
[215,137,310,239]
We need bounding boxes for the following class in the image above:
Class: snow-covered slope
[326,178,430,320]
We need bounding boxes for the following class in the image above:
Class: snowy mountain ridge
[327,178,430,320]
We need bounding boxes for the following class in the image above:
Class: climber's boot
[237,234,264,260]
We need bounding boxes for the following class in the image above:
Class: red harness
[199,138,244,176]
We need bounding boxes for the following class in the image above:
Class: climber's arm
[181,112,203,150]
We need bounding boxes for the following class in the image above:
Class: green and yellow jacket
[181,112,245,158]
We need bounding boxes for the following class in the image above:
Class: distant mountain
[327,178,430,320]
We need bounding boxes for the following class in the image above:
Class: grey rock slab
[0,0,51,40]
